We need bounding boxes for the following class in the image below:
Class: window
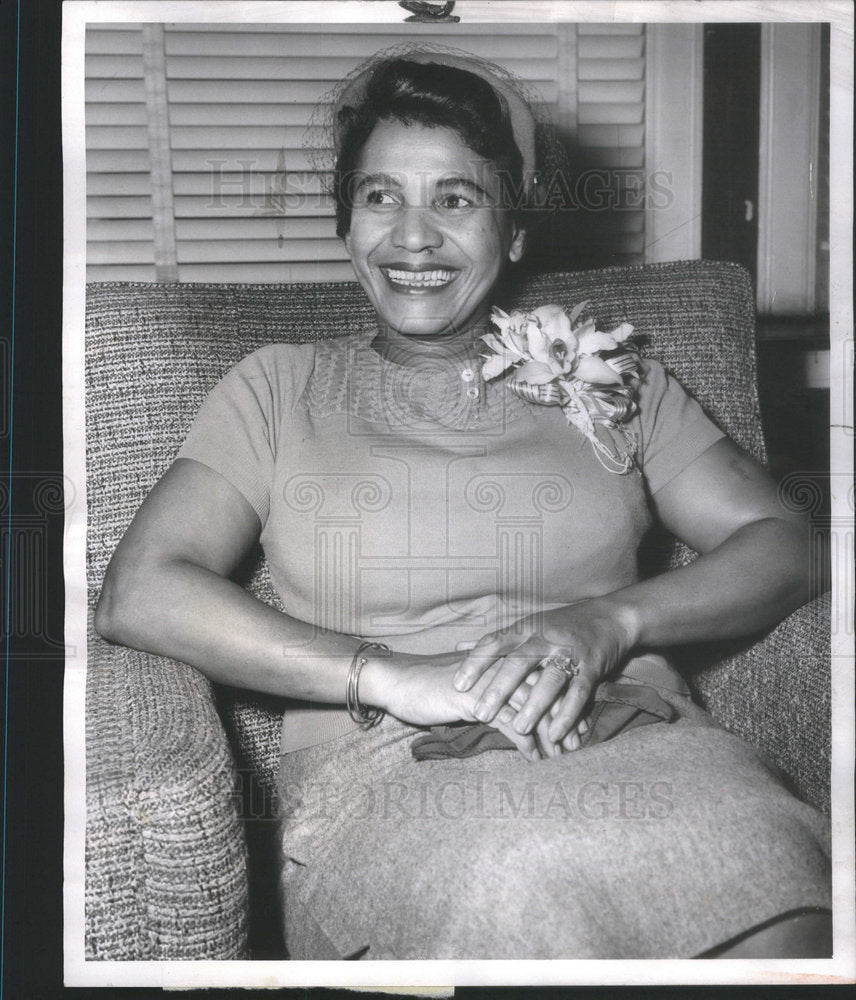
[85,22,647,282]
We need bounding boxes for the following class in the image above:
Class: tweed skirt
[276,670,831,960]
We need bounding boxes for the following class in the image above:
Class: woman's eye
[363,190,398,207]
[437,193,474,210]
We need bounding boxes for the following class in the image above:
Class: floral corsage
[480,303,642,473]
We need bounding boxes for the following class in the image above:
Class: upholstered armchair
[84,261,830,961]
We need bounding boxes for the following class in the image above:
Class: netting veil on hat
[303,42,567,205]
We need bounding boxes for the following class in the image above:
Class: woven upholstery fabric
[684,593,831,814]
[85,627,248,959]
[84,261,830,960]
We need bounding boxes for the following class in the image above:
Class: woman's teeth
[383,268,455,287]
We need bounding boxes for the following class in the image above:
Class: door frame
[756,23,823,315]
[644,23,704,264]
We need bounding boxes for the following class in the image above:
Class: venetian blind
[576,24,646,260]
[85,22,646,282]
[86,24,155,281]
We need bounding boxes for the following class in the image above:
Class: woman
[95,49,831,959]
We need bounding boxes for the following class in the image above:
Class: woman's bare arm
[612,436,813,646]
[541,438,815,740]
[95,458,365,700]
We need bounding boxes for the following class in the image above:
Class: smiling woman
[94,47,832,960]
[344,120,525,339]
[336,57,527,340]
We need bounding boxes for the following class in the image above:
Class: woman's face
[344,120,526,340]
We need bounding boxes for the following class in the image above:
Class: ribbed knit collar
[304,328,537,431]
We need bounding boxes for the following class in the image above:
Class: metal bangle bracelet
[346,640,391,728]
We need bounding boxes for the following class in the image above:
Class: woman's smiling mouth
[380,266,459,290]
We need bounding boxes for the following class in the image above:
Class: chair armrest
[85,632,249,959]
[684,593,831,814]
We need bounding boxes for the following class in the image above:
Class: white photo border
[62,0,855,989]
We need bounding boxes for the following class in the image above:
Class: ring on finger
[539,651,578,680]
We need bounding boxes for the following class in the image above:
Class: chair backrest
[85,260,763,788]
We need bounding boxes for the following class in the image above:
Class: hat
[321,43,544,198]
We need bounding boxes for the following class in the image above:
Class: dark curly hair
[333,58,525,237]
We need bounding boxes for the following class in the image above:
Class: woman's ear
[508,225,526,263]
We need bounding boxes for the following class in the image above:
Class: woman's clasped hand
[361,597,636,760]
[457,598,637,743]
[360,647,555,761]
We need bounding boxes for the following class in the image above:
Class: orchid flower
[479,301,641,474]
[527,304,578,377]
[481,308,537,379]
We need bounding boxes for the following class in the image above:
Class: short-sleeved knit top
[177,330,724,751]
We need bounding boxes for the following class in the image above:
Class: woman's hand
[452,598,639,745]
[362,650,566,761]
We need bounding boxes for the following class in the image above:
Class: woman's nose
[390,205,443,253]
